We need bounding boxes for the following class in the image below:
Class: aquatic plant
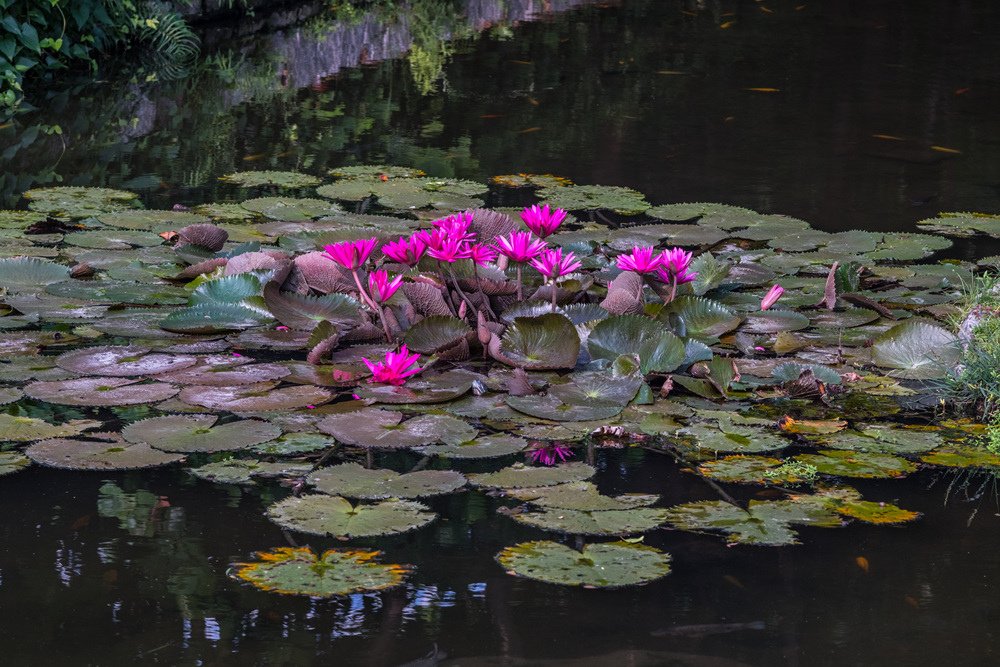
[520,204,566,238]
[362,345,423,386]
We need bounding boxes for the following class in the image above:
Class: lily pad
[587,315,685,373]
[122,414,282,453]
[0,413,102,441]
[499,314,581,370]
[920,446,1000,469]
[0,257,70,291]
[221,171,321,188]
[0,451,31,476]
[467,462,595,489]
[403,316,472,354]
[496,541,671,588]
[266,495,436,538]
[510,506,670,535]
[679,424,789,453]
[179,382,332,412]
[318,409,475,449]
[55,345,197,377]
[230,547,412,597]
[308,463,466,499]
[506,482,659,511]
[656,296,742,340]
[821,425,942,454]
[663,498,842,546]
[793,450,917,479]
[742,309,811,334]
[240,197,342,221]
[697,455,810,485]
[538,185,650,215]
[417,434,529,459]
[870,320,960,379]
[97,209,209,230]
[353,370,476,404]
[24,377,179,406]
[25,432,185,470]
[190,459,312,485]
[23,186,139,218]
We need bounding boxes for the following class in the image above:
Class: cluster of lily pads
[0,165,995,594]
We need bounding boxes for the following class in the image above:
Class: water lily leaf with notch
[153,355,290,386]
[500,314,580,370]
[538,185,650,215]
[0,413,103,441]
[820,425,942,454]
[266,494,436,538]
[418,434,528,459]
[24,186,139,218]
[318,408,476,449]
[45,280,189,305]
[98,209,209,230]
[353,370,477,404]
[697,455,810,484]
[0,257,70,291]
[870,320,960,379]
[793,450,916,478]
[221,171,321,188]
[191,459,313,485]
[810,308,880,329]
[179,382,332,412]
[263,284,362,331]
[587,315,685,373]
[0,451,31,476]
[403,316,472,354]
[308,463,466,499]
[122,414,282,453]
[55,345,197,377]
[26,432,185,470]
[741,309,811,334]
[506,481,659,511]
[161,303,272,333]
[496,540,671,588]
[655,296,742,340]
[679,424,789,453]
[24,377,179,406]
[507,372,642,421]
[510,506,671,536]
[230,546,412,597]
[663,498,842,546]
[240,196,343,221]
[467,462,595,489]
[920,446,1000,469]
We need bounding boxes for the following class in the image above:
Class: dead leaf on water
[509,60,532,65]
[745,87,780,92]
[723,574,745,589]
[954,87,971,95]
[904,595,919,608]
[656,70,685,75]
[930,145,961,154]
[720,21,735,29]
[528,98,540,106]
[872,134,905,141]
[759,6,774,13]
[855,556,870,573]
[518,127,542,134]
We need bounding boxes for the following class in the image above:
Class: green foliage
[0,0,199,117]
[948,272,1000,419]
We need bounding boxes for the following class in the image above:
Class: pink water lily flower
[529,247,582,279]
[617,246,663,274]
[527,442,574,466]
[368,269,404,303]
[521,204,566,238]
[468,244,498,266]
[493,231,547,263]
[382,234,427,267]
[761,284,785,310]
[431,212,475,241]
[427,236,472,263]
[362,345,423,386]
[324,238,378,270]
[659,247,693,275]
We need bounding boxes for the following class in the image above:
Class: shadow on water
[2,1,1000,665]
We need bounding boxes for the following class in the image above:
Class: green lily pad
[63,229,164,250]
[45,280,189,305]
[870,320,960,379]
[821,425,943,454]
[221,171,321,188]
[499,314,581,370]
[0,413,102,441]
[510,506,670,535]
[663,498,842,546]
[190,459,312,485]
[0,451,31,476]
[153,357,290,386]
[647,202,757,221]
[587,315,685,373]
[318,409,476,449]
[538,185,650,215]
[920,446,1000,469]
[179,382,332,412]
[353,370,476,404]
[506,482,659,511]
[161,303,272,333]
[230,546,412,597]
[250,432,335,455]
[264,286,362,331]
[240,197,342,221]
[97,209,209,230]
[23,186,139,218]
[55,345,197,377]
[0,209,46,228]
[656,296,742,340]
[24,377,179,406]
[25,432,184,470]
[793,450,917,478]
[697,455,811,484]
[308,463,466,499]
[467,462,595,489]
[496,541,671,588]
[317,177,485,210]
[742,309,811,334]
[122,414,282,453]
[329,165,425,179]
[679,424,789,453]
[0,257,70,291]
[266,495,436,538]
[507,372,642,422]
[403,316,472,354]
[417,434,529,459]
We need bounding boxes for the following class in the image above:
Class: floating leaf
[663,498,842,546]
[511,505,670,535]
[499,314,580,370]
[24,377,179,406]
[656,296,742,340]
[742,309,811,334]
[506,482,658,511]
[0,451,31,476]
[870,320,960,379]
[538,185,650,215]
[122,414,282,453]
[190,459,312,485]
[318,409,475,449]
[161,303,271,334]
[353,370,477,404]
[230,547,412,597]
[821,425,942,454]
[587,315,685,373]
[467,462,595,489]
[403,316,472,354]
[920,446,1000,469]
[308,463,466,499]
[794,450,917,479]
[679,424,789,453]
[0,257,70,291]
[25,432,184,470]
[179,382,332,412]
[417,434,528,459]
[0,413,102,441]
[496,541,671,588]
[23,186,139,218]
[267,495,436,538]
[55,345,197,377]
[221,171,321,188]
[697,456,809,484]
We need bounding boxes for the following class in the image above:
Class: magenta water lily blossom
[530,247,582,311]
[368,269,404,303]
[617,246,663,274]
[521,204,566,238]
[432,212,475,241]
[362,345,423,386]
[493,231,548,300]
[324,238,378,271]
[654,246,698,303]
[527,442,574,466]
[382,235,427,267]
[761,284,785,310]
[468,244,498,266]
[427,236,472,263]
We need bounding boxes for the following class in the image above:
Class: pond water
[2,1,1000,665]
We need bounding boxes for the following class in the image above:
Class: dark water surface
[3,1,1000,665]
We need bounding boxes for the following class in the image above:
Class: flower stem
[351,269,380,312]
[516,264,523,301]
[376,306,394,342]
[668,275,677,304]
[447,266,479,316]
[550,279,558,312]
